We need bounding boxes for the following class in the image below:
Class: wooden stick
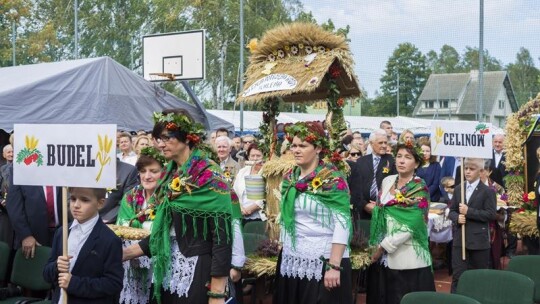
[62,186,68,304]
[461,158,466,260]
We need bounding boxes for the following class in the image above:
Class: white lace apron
[119,234,198,303]
[280,236,328,281]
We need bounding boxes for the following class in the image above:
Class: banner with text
[13,124,117,188]
[430,121,493,158]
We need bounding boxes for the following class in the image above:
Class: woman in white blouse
[369,140,435,304]
[233,143,267,223]
[274,121,352,304]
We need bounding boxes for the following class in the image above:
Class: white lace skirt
[279,237,328,281]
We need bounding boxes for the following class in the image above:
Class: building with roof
[412,70,518,127]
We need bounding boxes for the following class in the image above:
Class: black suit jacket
[43,218,123,303]
[100,159,139,223]
[352,153,396,219]
[6,175,63,248]
[448,181,497,250]
[489,151,507,188]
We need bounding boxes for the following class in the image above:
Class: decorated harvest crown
[140,147,167,166]
[285,121,328,152]
[153,112,206,145]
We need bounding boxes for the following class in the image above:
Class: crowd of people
[0,112,534,304]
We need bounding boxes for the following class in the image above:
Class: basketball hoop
[148,73,174,97]
[149,72,175,81]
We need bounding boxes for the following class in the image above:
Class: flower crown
[397,139,425,165]
[285,122,328,151]
[140,147,167,166]
[153,112,206,145]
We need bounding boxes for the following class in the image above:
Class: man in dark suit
[6,174,63,258]
[100,158,139,223]
[489,134,507,188]
[448,158,496,293]
[351,129,396,219]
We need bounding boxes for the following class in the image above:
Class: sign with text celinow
[430,121,493,158]
[13,124,117,188]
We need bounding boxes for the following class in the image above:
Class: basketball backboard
[143,30,205,81]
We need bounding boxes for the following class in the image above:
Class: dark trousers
[451,248,489,293]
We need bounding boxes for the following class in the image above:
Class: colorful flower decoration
[153,112,206,146]
[140,147,167,166]
[170,177,182,192]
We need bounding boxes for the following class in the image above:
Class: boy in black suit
[43,187,123,303]
[448,158,497,293]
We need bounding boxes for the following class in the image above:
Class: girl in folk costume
[123,109,241,304]
[369,140,435,304]
[274,121,352,304]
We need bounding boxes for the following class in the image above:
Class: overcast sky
[303,0,540,97]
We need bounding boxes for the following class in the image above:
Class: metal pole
[219,46,225,110]
[478,0,484,122]
[239,0,245,135]
[74,0,79,59]
[396,71,400,116]
[11,20,16,66]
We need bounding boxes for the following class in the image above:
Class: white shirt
[494,150,503,168]
[231,220,246,267]
[58,214,100,304]
[117,151,137,166]
[232,166,267,221]
[466,179,480,203]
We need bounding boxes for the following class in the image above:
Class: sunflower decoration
[311,177,323,190]
[148,209,156,220]
[168,176,195,195]
[223,170,234,183]
[395,191,405,203]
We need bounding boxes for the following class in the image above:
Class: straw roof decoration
[237,22,361,104]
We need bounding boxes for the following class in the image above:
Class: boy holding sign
[43,187,123,303]
[448,158,496,293]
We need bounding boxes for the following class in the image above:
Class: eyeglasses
[155,133,174,144]
[350,152,361,157]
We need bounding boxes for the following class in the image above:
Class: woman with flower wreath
[273,121,352,304]
[116,147,166,229]
[368,141,435,304]
[122,109,237,304]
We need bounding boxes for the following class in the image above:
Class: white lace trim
[280,237,327,281]
[161,238,199,298]
[120,240,152,304]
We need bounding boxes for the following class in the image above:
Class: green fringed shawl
[149,148,234,303]
[280,162,352,248]
[369,176,431,266]
[116,185,155,228]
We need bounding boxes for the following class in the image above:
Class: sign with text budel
[430,121,493,158]
[13,124,117,188]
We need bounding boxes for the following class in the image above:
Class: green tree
[459,46,503,71]
[426,44,461,74]
[377,42,430,116]
[507,47,540,105]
